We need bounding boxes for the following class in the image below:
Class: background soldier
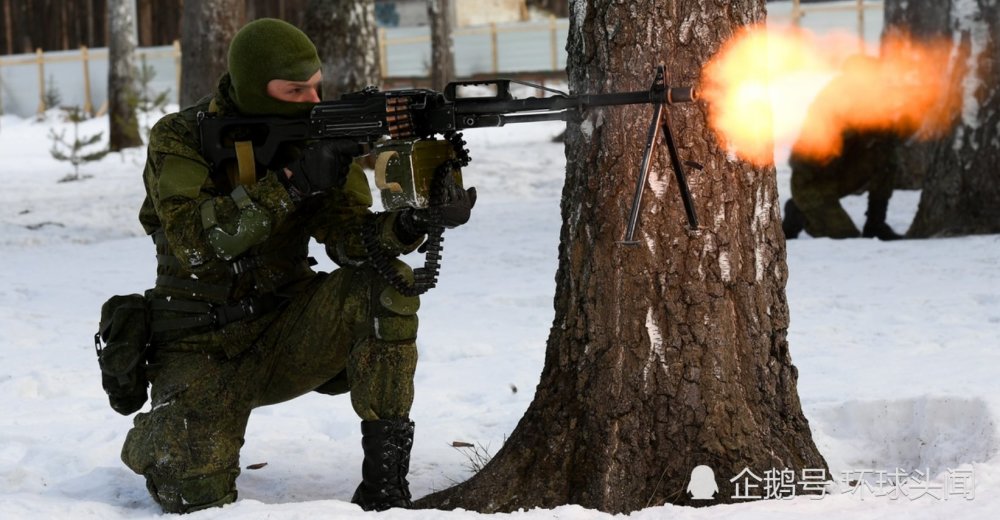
[782,55,909,241]
[119,19,475,513]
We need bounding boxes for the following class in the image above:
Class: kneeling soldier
[119,19,475,513]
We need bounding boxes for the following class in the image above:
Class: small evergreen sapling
[132,55,171,141]
[49,107,109,182]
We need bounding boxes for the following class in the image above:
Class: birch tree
[304,0,381,100]
[108,0,141,150]
[428,0,455,90]
[418,0,826,512]
[903,0,1000,236]
[179,0,243,106]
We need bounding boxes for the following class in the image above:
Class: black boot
[782,198,807,239]
[352,419,415,511]
[862,197,903,240]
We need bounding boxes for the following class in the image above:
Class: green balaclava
[227,18,321,117]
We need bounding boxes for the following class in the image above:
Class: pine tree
[49,107,109,182]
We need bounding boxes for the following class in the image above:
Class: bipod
[621,64,701,246]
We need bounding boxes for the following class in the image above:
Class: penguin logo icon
[687,465,719,500]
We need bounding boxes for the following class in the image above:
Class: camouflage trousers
[120,263,419,513]
[786,134,897,239]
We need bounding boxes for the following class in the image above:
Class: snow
[3,101,997,520]
[3,24,1000,520]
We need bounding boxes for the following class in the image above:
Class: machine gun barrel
[453,87,697,115]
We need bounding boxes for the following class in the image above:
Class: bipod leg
[660,109,699,230]
[621,67,667,246]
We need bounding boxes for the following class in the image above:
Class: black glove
[282,139,362,199]
[395,186,478,241]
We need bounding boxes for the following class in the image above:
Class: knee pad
[370,259,419,342]
[146,469,238,514]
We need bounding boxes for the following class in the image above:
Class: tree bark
[138,0,153,46]
[881,0,952,190]
[3,0,13,55]
[427,0,455,90]
[417,0,826,513]
[179,0,243,106]
[906,0,1000,237]
[304,0,381,100]
[108,0,142,150]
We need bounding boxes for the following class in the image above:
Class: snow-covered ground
[4,0,1000,510]
[2,94,998,519]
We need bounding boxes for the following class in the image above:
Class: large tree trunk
[3,0,13,55]
[138,0,153,47]
[882,0,952,190]
[427,0,455,90]
[179,0,243,106]
[304,0,381,101]
[108,0,142,150]
[417,0,826,513]
[907,0,1000,237]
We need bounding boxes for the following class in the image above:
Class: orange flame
[700,26,957,165]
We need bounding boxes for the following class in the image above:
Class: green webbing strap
[235,140,258,187]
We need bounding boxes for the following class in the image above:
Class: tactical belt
[147,228,313,335]
[149,293,284,335]
[155,274,231,301]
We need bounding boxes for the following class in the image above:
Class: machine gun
[198,65,701,294]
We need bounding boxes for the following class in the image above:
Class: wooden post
[490,22,499,74]
[857,0,865,46]
[549,15,558,71]
[81,46,94,115]
[378,27,388,79]
[36,48,46,115]
[173,39,182,106]
[791,0,802,27]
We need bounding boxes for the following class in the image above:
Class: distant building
[375,0,529,28]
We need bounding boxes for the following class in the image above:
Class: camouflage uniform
[785,129,902,239]
[120,72,422,512]
[783,55,907,240]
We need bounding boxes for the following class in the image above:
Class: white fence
[0,18,569,118]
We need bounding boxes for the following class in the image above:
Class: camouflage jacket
[138,74,420,306]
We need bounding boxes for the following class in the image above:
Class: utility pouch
[95,294,151,415]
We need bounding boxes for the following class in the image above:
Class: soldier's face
[266,70,322,104]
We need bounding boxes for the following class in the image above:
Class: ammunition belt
[363,131,469,297]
